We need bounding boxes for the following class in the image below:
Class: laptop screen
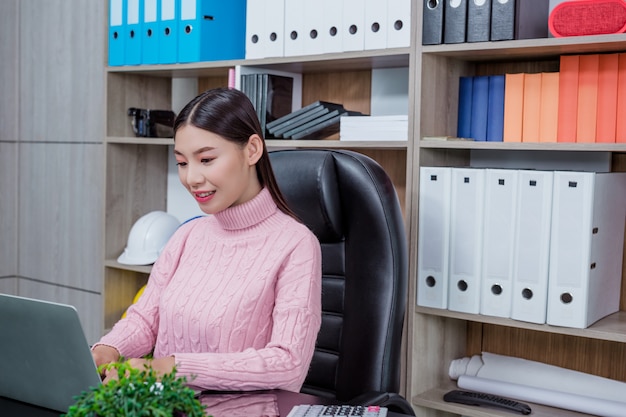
[0,294,102,412]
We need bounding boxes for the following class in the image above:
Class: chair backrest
[269,149,408,402]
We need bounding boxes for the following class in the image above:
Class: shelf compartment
[104,143,169,261]
[415,307,626,344]
[412,384,596,417]
[104,266,149,330]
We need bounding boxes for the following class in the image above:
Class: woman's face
[174,124,262,215]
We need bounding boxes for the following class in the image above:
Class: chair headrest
[269,150,343,242]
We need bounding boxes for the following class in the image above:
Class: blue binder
[487,75,505,142]
[142,0,160,64]
[470,75,489,141]
[177,0,246,63]
[125,0,143,65]
[158,0,178,63]
[108,0,126,66]
[457,76,473,138]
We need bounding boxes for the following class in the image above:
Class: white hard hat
[117,211,180,265]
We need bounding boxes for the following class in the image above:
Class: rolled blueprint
[457,375,626,417]
[449,352,626,404]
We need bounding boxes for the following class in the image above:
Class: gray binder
[444,0,468,44]
[422,0,445,45]
[515,0,550,39]
[467,0,492,42]
[491,0,515,41]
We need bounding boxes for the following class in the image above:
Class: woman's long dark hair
[173,87,299,220]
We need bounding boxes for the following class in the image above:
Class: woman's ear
[246,134,264,165]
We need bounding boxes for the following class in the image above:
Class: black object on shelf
[127,107,176,138]
[443,390,532,415]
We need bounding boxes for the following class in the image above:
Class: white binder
[480,169,519,318]
[342,0,365,52]
[245,0,265,59]
[264,0,286,58]
[387,0,411,48]
[321,0,344,53]
[283,0,306,56]
[547,171,626,328]
[448,168,485,314]
[364,0,387,50]
[417,167,452,309]
[303,1,325,55]
[510,170,554,324]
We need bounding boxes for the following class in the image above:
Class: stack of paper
[449,352,626,417]
[339,115,408,141]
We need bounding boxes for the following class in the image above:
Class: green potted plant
[64,361,207,417]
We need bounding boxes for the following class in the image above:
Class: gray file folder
[467,0,492,42]
[444,0,468,44]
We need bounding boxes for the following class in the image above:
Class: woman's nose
[186,164,205,186]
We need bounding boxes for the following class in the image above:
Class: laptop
[0,294,102,412]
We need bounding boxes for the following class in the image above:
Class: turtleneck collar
[214,188,278,231]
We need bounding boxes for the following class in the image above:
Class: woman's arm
[92,223,192,361]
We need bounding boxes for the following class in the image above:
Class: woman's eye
[201,158,214,164]
[176,161,187,167]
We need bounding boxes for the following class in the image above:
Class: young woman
[92,88,322,392]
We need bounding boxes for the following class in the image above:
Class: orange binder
[539,72,559,143]
[557,55,579,143]
[503,73,525,142]
[576,54,600,143]
[596,53,619,143]
[617,53,626,142]
[522,73,542,142]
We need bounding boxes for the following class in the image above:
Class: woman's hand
[92,344,120,369]
[101,356,176,384]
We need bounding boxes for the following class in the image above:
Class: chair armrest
[348,391,416,416]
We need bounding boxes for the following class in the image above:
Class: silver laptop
[0,294,102,412]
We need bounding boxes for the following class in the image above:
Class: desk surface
[1,390,412,417]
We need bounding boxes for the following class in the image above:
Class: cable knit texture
[96,188,322,392]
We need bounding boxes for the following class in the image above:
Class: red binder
[616,53,626,143]
[576,54,599,143]
[596,53,618,143]
[557,55,579,143]
[522,73,542,143]
[539,72,559,143]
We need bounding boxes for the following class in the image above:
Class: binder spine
[417,167,452,309]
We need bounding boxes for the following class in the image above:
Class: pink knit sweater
[98,188,322,392]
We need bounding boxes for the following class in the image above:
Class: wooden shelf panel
[105,259,152,275]
[106,136,408,150]
[412,385,596,417]
[415,307,626,343]
[422,34,626,61]
[267,140,408,149]
[420,139,626,152]
[106,48,411,77]
[106,136,174,145]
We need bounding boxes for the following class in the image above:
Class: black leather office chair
[269,149,414,415]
